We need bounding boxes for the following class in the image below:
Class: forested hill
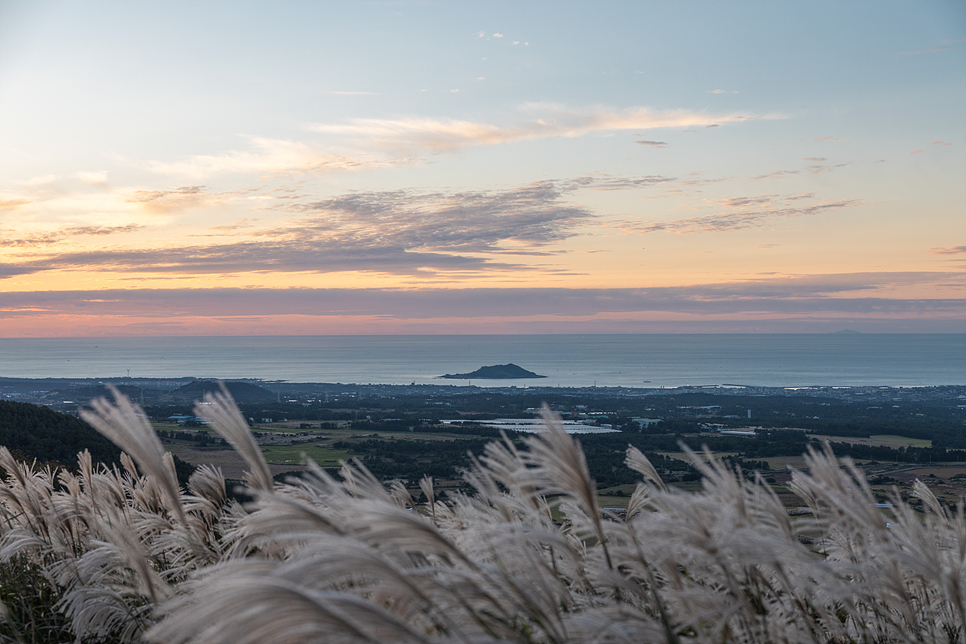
[0,400,123,467]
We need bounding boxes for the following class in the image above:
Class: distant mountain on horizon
[831,329,863,334]
[440,363,547,380]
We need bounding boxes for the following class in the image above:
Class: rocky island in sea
[439,363,546,379]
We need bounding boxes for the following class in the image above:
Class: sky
[0,0,963,336]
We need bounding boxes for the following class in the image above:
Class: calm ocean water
[0,335,963,388]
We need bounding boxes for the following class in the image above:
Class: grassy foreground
[0,387,964,643]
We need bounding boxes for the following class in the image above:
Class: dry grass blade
[197,385,274,492]
[524,406,612,570]
[625,446,667,493]
[79,386,186,524]
[148,574,430,644]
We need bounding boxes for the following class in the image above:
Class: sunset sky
[1,1,963,336]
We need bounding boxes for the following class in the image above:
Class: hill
[440,363,547,379]
[175,380,277,403]
[0,400,195,483]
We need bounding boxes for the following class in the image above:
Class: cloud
[69,224,143,236]
[125,186,220,214]
[145,136,366,179]
[902,45,952,54]
[141,104,778,179]
[802,157,826,162]
[932,140,952,146]
[76,171,109,186]
[23,175,59,188]
[0,198,31,211]
[910,148,925,154]
[814,136,846,142]
[5,273,963,322]
[900,39,965,55]
[750,169,799,180]
[0,181,598,278]
[492,33,503,38]
[802,162,849,174]
[707,89,727,94]
[930,246,966,255]
[311,104,777,155]
[0,224,142,249]
[751,161,849,180]
[616,192,860,235]
[635,140,667,147]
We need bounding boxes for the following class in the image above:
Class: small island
[440,363,547,380]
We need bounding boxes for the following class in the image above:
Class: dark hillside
[0,401,196,484]
[0,400,122,466]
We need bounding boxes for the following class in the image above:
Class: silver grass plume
[80,386,187,524]
[196,385,274,492]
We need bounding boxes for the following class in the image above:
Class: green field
[258,444,350,467]
[870,434,932,448]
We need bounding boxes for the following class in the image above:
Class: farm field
[806,434,933,448]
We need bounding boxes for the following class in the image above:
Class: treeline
[157,428,228,447]
[332,437,493,481]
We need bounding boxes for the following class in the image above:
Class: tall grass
[0,386,963,643]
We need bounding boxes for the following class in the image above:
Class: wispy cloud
[900,38,966,55]
[125,186,220,214]
[5,273,963,322]
[145,136,367,180]
[750,169,800,180]
[751,161,849,180]
[140,104,777,179]
[615,192,860,235]
[562,174,675,191]
[76,171,109,187]
[310,104,777,155]
[932,140,952,146]
[814,136,846,142]
[0,198,31,210]
[0,224,142,249]
[930,246,966,255]
[635,140,668,147]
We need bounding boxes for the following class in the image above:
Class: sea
[0,334,963,388]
